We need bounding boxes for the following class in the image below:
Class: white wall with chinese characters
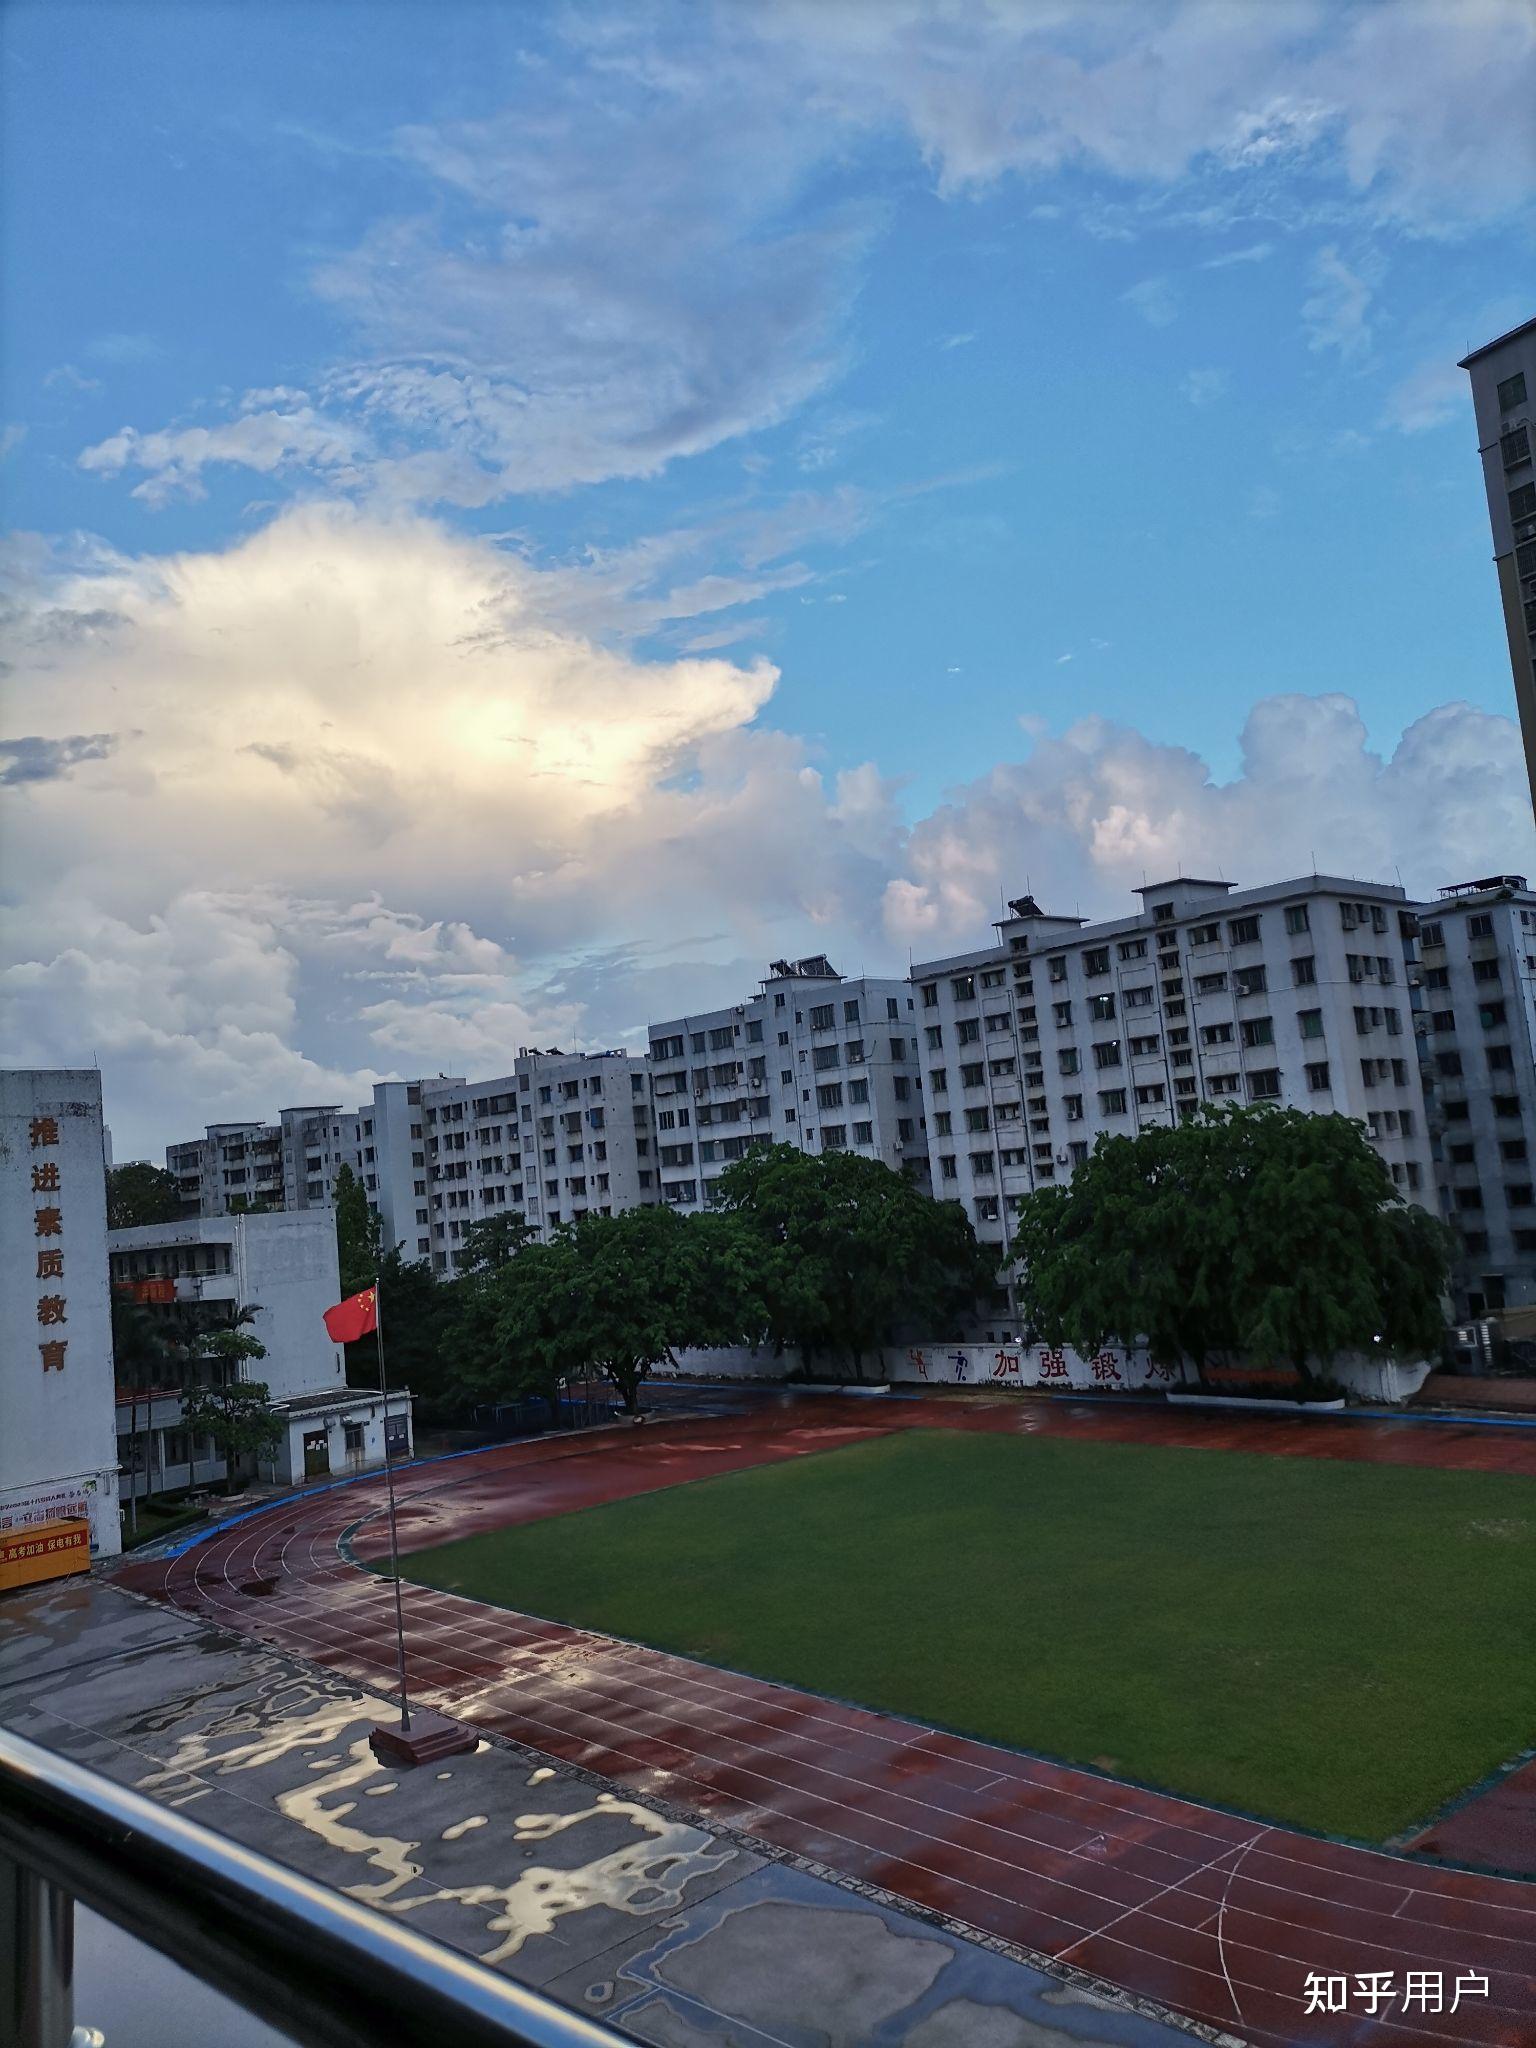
[0,1070,120,1557]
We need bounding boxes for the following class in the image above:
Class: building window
[1305,1062,1331,1092]
[1298,1010,1324,1041]
[1234,966,1267,998]
[1498,371,1528,412]
[1083,948,1110,977]
[1291,956,1316,987]
[1247,1069,1281,1100]
[1099,1088,1127,1115]
[1240,1017,1274,1048]
[1283,904,1310,935]
[1227,916,1261,946]
[1501,426,1531,470]
[1089,992,1116,1021]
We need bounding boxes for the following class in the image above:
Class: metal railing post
[1,1844,74,2048]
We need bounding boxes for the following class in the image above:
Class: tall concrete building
[418,1048,655,1275]
[1459,317,1536,815]
[647,957,927,1212]
[0,1070,121,1559]
[1418,874,1536,1317]
[911,876,1433,1267]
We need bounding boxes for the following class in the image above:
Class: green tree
[112,1292,179,1532]
[1014,1104,1453,1390]
[342,1247,461,1419]
[180,1318,279,1493]
[465,1205,763,1418]
[333,1164,383,1295]
[715,1143,995,1377]
[107,1162,184,1230]
[458,1211,535,1275]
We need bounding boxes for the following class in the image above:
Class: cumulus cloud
[2,509,1529,1155]
[884,696,1535,951]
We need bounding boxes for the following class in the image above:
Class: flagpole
[374,1276,411,1735]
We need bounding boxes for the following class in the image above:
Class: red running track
[119,1397,1536,2048]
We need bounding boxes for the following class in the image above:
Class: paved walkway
[119,1395,1536,2048]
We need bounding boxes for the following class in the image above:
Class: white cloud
[1181,367,1230,407]
[1383,357,1468,434]
[1301,245,1375,360]
[1123,276,1180,328]
[79,403,373,507]
[884,696,1536,952]
[2,510,1527,1156]
[75,4,1534,515]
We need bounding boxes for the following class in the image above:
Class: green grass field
[397,1429,1536,1840]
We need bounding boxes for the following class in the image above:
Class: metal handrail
[0,1727,623,2048]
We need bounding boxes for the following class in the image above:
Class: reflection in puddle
[375,1794,736,1962]
[127,1668,732,1964]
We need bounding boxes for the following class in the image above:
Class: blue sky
[3,0,1535,1153]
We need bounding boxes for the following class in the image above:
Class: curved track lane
[118,1398,1536,2048]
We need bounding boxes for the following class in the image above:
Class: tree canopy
[180,1374,282,1493]
[107,1162,184,1231]
[332,1163,383,1295]
[1013,1104,1452,1387]
[714,1143,995,1374]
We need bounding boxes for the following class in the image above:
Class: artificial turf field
[396,1428,1536,1842]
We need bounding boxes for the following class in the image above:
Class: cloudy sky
[2,0,1534,1159]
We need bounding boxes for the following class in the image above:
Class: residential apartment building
[418,1048,654,1276]
[1418,874,1536,1317]
[1459,317,1536,814]
[910,875,1434,1262]
[167,1103,371,1219]
[647,956,927,1211]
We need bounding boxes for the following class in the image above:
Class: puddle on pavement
[372,1792,737,1962]
[443,1815,488,1839]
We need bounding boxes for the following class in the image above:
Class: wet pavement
[1,1576,1204,2048]
[101,1393,1536,2047]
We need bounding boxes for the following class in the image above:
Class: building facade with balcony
[910,875,1435,1273]
[418,1049,655,1276]
[108,1209,412,1496]
[647,958,928,1212]
[1418,875,1536,1317]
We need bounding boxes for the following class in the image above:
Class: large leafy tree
[342,1246,461,1418]
[466,1204,764,1417]
[332,1164,383,1295]
[714,1143,995,1377]
[107,1162,184,1230]
[1013,1104,1453,1389]
[180,1377,283,1494]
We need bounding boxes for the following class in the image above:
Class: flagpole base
[369,1709,477,1769]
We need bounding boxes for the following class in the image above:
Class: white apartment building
[1418,874,1536,1317]
[109,1209,413,1494]
[1459,317,1536,814]
[911,875,1434,1263]
[168,1103,371,1219]
[647,957,928,1211]
[420,1049,655,1276]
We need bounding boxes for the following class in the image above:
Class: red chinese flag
[323,1285,378,1344]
